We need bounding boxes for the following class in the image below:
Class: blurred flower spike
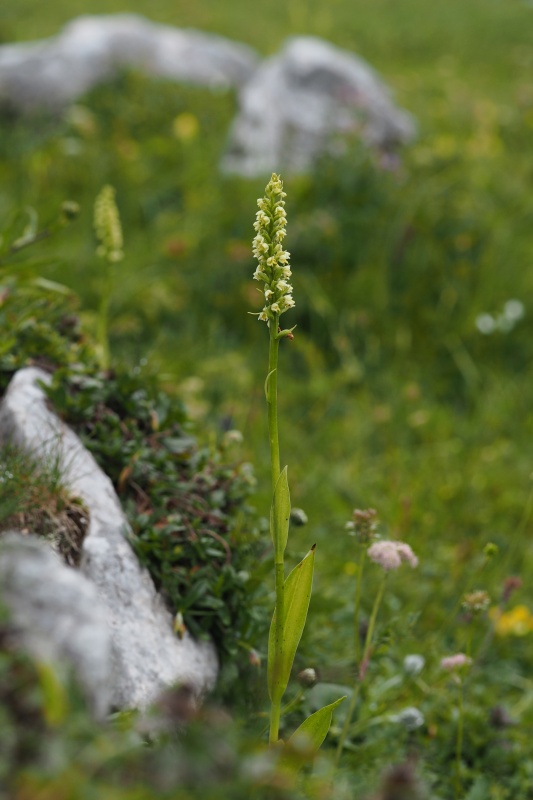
[94,185,124,263]
[367,540,418,571]
[462,590,491,616]
[346,507,379,544]
[251,173,294,325]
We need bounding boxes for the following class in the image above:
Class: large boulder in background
[0,14,258,113]
[0,17,415,174]
[0,532,112,718]
[222,36,416,176]
[0,367,218,711]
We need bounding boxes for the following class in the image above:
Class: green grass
[3,0,533,795]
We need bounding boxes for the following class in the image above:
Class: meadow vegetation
[2,0,533,797]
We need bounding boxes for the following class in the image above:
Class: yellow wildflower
[490,605,533,637]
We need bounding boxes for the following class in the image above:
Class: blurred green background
[3,0,533,793]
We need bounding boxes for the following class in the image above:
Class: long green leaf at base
[268,545,315,702]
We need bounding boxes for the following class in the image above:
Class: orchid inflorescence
[94,185,124,264]
[252,173,294,325]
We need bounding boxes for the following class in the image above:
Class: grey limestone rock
[0,367,218,710]
[0,14,258,113]
[0,17,416,176]
[0,532,112,718]
[222,36,416,176]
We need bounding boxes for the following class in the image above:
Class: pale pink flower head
[440,653,472,671]
[367,540,419,572]
[395,542,419,568]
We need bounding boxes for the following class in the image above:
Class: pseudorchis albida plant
[251,174,345,748]
[93,184,124,371]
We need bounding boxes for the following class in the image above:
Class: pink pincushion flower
[440,653,472,671]
[367,540,419,572]
[395,542,419,568]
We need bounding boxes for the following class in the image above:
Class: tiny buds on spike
[94,185,124,263]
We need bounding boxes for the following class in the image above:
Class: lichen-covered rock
[222,36,416,176]
[0,532,112,718]
[0,14,258,113]
[0,367,218,711]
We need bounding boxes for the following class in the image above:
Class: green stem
[335,574,388,764]
[455,629,473,798]
[279,688,304,718]
[334,683,362,766]
[361,575,387,671]
[97,269,113,371]
[267,316,284,745]
[268,320,281,491]
[353,547,366,666]
[454,678,465,799]
[504,482,533,573]
[269,695,282,745]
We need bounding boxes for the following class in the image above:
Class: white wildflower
[476,313,496,335]
[403,654,425,676]
[391,707,425,731]
[503,299,525,322]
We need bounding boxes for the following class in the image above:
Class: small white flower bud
[403,654,425,676]
[391,707,425,731]
[290,508,308,526]
[297,668,317,687]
